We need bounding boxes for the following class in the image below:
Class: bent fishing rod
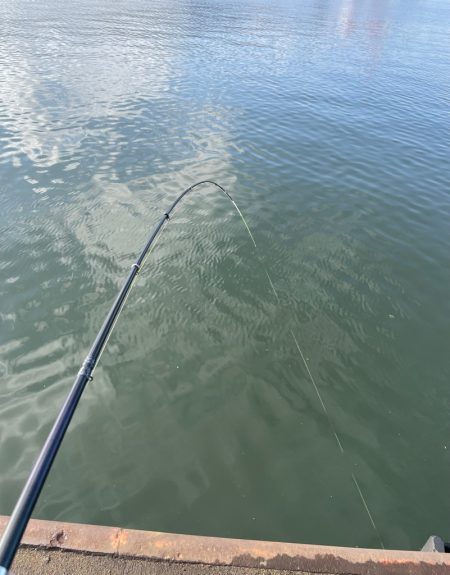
[0,180,238,573]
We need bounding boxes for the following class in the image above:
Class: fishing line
[237,212,385,550]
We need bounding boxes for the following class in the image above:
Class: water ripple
[1,0,450,552]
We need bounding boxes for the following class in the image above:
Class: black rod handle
[0,372,90,570]
[0,263,143,571]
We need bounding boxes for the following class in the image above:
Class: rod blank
[0,181,234,572]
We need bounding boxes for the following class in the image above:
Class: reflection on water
[1,0,450,551]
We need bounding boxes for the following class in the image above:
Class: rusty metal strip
[1,515,449,574]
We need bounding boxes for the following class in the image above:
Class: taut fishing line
[235,209,385,550]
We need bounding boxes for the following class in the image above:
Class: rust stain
[2,515,450,574]
[152,539,171,549]
[113,528,128,553]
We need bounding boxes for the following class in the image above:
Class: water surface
[1,0,450,550]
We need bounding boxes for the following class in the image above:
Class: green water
[1,0,450,551]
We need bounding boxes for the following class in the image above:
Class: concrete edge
[1,515,450,574]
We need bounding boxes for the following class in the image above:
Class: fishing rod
[0,180,238,574]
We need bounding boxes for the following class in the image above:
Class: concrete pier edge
[1,515,449,574]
